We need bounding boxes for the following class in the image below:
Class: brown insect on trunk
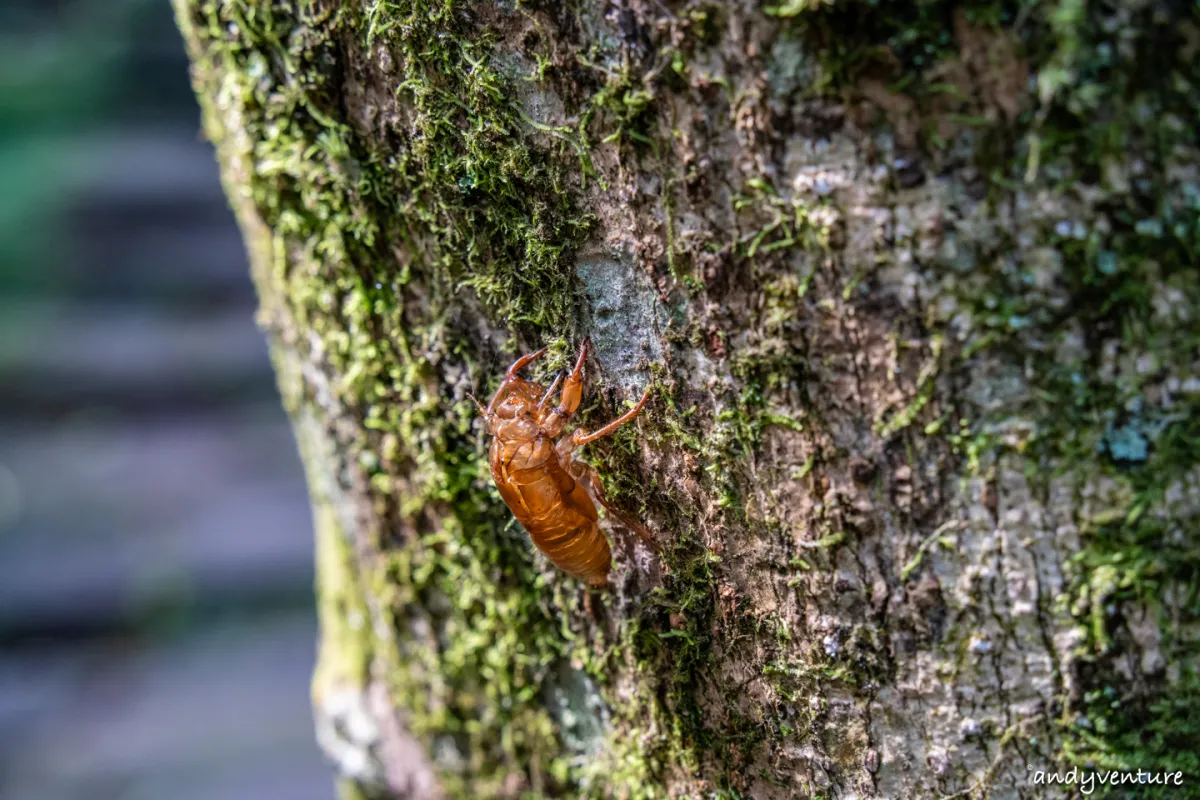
[474,341,652,587]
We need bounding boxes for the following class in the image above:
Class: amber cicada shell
[473,342,651,587]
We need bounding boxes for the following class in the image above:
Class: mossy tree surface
[175,0,1200,797]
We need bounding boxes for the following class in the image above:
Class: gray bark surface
[176,1,1200,798]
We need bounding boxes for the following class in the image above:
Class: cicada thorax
[489,432,611,587]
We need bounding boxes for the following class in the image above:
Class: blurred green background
[0,2,331,798]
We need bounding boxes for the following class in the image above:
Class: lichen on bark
[176,0,1200,797]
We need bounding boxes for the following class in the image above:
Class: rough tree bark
[175,1,1200,798]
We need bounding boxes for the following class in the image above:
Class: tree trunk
[174,1,1200,797]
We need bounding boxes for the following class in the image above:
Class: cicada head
[485,378,542,442]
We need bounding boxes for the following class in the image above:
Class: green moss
[769,0,1200,784]
[1065,672,1200,798]
[899,0,1200,787]
[335,778,366,800]
[179,0,1200,793]
[311,501,372,696]
[363,1,597,332]
[173,0,750,791]
[173,0,611,794]
[771,0,1020,98]
[574,380,771,783]
[734,175,842,260]
[580,60,659,154]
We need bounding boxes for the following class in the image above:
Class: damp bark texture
[175,2,1200,798]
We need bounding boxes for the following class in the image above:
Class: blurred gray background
[0,1,331,798]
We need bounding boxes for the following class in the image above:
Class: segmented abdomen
[493,458,611,587]
[528,514,611,587]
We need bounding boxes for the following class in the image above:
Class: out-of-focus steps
[0,416,315,639]
[0,302,275,414]
[0,614,331,800]
[0,7,330,792]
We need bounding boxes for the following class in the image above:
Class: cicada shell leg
[574,460,656,550]
[539,340,589,436]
